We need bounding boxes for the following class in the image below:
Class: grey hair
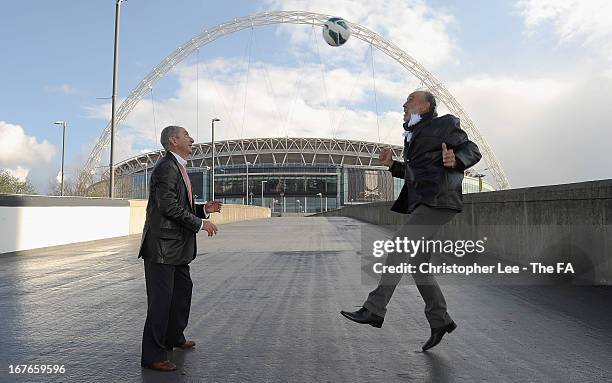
[423,91,437,114]
[160,125,183,150]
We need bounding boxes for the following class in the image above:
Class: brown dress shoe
[143,360,177,372]
[177,340,196,349]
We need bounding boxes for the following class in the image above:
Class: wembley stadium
[77,11,510,203]
[96,137,494,214]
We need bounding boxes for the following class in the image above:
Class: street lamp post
[140,161,148,199]
[475,173,485,192]
[109,0,125,198]
[53,121,67,196]
[316,192,323,212]
[211,118,220,200]
[281,180,286,213]
[245,161,251,205]
[202,165,210,202]
[261,180,267,207]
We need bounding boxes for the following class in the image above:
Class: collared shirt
[170,151,188,168]
[169,151,209,228]
[170,151,191,202]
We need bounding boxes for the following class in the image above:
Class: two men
[139,90,479,371]
[139,125,222,371]
[341,91,482,351]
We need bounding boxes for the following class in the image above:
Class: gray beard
[404,113,422,127]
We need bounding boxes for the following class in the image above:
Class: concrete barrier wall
[207,204,271,225]
[0,195,130,254]
[1,195,271,254]
[126,201,271,235]
[314,180,612,284]
[314,200,403,225]
[129,200,148,235]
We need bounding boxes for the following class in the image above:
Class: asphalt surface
[0,217,611,383]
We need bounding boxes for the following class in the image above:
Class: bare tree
[0,170,37,195]
[47,176,79,196]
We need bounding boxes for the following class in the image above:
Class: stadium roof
[116,137,404,176]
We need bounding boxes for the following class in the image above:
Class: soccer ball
[322,17,351,47]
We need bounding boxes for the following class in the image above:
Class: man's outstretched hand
[379,147,394,167]
[205,200,223,213]
[442,143,457,168]
[201,221,218,237]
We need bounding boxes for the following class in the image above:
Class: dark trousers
[363,205,456,328]
[141,260,193,365]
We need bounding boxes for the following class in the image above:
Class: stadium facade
[108,137,494,213]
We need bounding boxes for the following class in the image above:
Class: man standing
[139,125,222,371]
[341,91,482,351]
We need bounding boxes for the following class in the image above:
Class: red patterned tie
[178,163,193,207]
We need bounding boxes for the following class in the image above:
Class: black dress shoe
[422,321,457,351]
[340,307,384,328]
[177,340,195,350]
[165,340,195,351]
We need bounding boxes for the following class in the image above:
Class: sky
[1,0,611,193]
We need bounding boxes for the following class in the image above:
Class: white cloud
[450,75,572,132]
[261,0,458,68]
[82,1,457,172]
[85,57,414,162]
[449,73,611,187]
[83,47,612,191]
[0,121,56,167]
[73,2,611,192]
[516,0,612,63]
[83,52,612,190]
[0,122,57,193]
[3,166,30,182]
[44,83,81,95]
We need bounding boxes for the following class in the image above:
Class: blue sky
[1,0,611,193]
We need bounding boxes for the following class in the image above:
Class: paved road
[0,217,611,383]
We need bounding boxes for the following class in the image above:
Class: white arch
[81,10,510,190]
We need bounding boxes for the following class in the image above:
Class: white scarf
[402,113,421,141]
